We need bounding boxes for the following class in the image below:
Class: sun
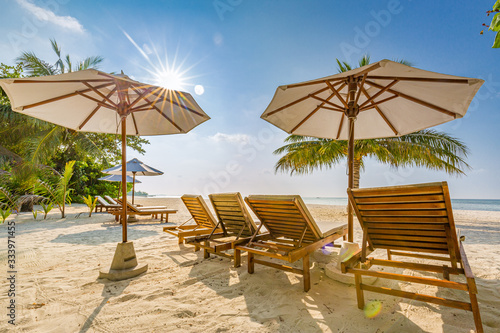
[121,29,205,95]
[153,69,186,91]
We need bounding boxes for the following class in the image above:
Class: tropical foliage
[273,56,470,188]
[484,1,500,47]
[34,161,75,218]
[82,195,98,217]
[0,40,149,212]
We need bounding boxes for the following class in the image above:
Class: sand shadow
[50,227,159,245]
[433,274,500,332]
[79,278,131,333]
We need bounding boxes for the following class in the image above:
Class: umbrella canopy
[98,174,142,183]
[102,158,162,204]
[0,70,209,243]
[261,59,484,241]
[0,69,209,135]
[102,158,163,176]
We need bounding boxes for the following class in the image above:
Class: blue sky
[1,0,499,199]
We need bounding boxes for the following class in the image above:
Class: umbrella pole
[132,172,136,205]
[347,117,355,242]
[121,117,128,243]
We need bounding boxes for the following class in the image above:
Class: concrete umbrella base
[99,242,148,281]
[324,241,377,285]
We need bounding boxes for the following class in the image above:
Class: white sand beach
[1,197,499,332]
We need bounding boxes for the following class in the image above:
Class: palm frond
[274,135,345,175]
[79,56,104,70]
[358,54,371,67]
[16,52,57,76]
[336,59,352,73]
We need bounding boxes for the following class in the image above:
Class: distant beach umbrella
[102,158,162,204]
[98,174,142,199]
[98,174,142,183]
[261,59,484,242]
[0,69,210,280]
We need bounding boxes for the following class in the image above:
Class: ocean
[301,197,500,212]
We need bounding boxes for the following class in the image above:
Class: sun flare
[153,69,186,91]
[122,29,205,95]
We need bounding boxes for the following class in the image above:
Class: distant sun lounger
[236,195,347,292]
[163,195,223,245]
[109,199,177,222]
[184,193,262,267]
[342,182,483,333]
[95,195,121,212]
[104,195,119,205]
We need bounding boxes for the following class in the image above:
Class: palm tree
[17,39,104,76]
[273,56,470,188]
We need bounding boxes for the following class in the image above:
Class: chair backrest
[210,193,258,238]
[245,195,323,243]
[104,195,118,205]
[181,195,218,229]
[125,201,141,212]
[347,181,461,259]
[95,195,110,206]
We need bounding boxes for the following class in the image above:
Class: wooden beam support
[360,86,399,136]
[359,79,399,109]
[22,82,114,110]
[78,87,117,130]
[350,268,468,291]
[266,86,330,116]
[364,80,458,117]
[360,284,472,311]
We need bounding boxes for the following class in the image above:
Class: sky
[0,0,499,199]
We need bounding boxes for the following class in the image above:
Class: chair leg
[387,249,392,260]
[303,255,311,292]
[469,291,483,333]
[248,252,254,274]
[203,241,210,259]
[178,237,183,244]
[194,245,200,252]
[234,249,241,268]
[354,269,365,310]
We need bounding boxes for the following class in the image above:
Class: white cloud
[16,0,85,33]
[209,133,251,145]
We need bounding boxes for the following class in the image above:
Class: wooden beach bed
[342,182,483,332]
[163,195,222,245]
[184,192,262,267]
[236,195,347,292]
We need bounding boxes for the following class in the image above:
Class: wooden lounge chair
[184,193,261,267]
[163,195,222,245]
[110,201,177,222]
[95,195,121,212]
[236,195,348,292]
[342,182,483,333]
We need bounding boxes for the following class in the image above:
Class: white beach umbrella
[98,174,142,199]
[0,69,210,244]
[102,158,162,204]
[261,59,484,241]
[98,174,141,183]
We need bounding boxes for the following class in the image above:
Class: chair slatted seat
[236,195,347,291]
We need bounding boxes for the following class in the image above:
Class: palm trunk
[353,158,361,189]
